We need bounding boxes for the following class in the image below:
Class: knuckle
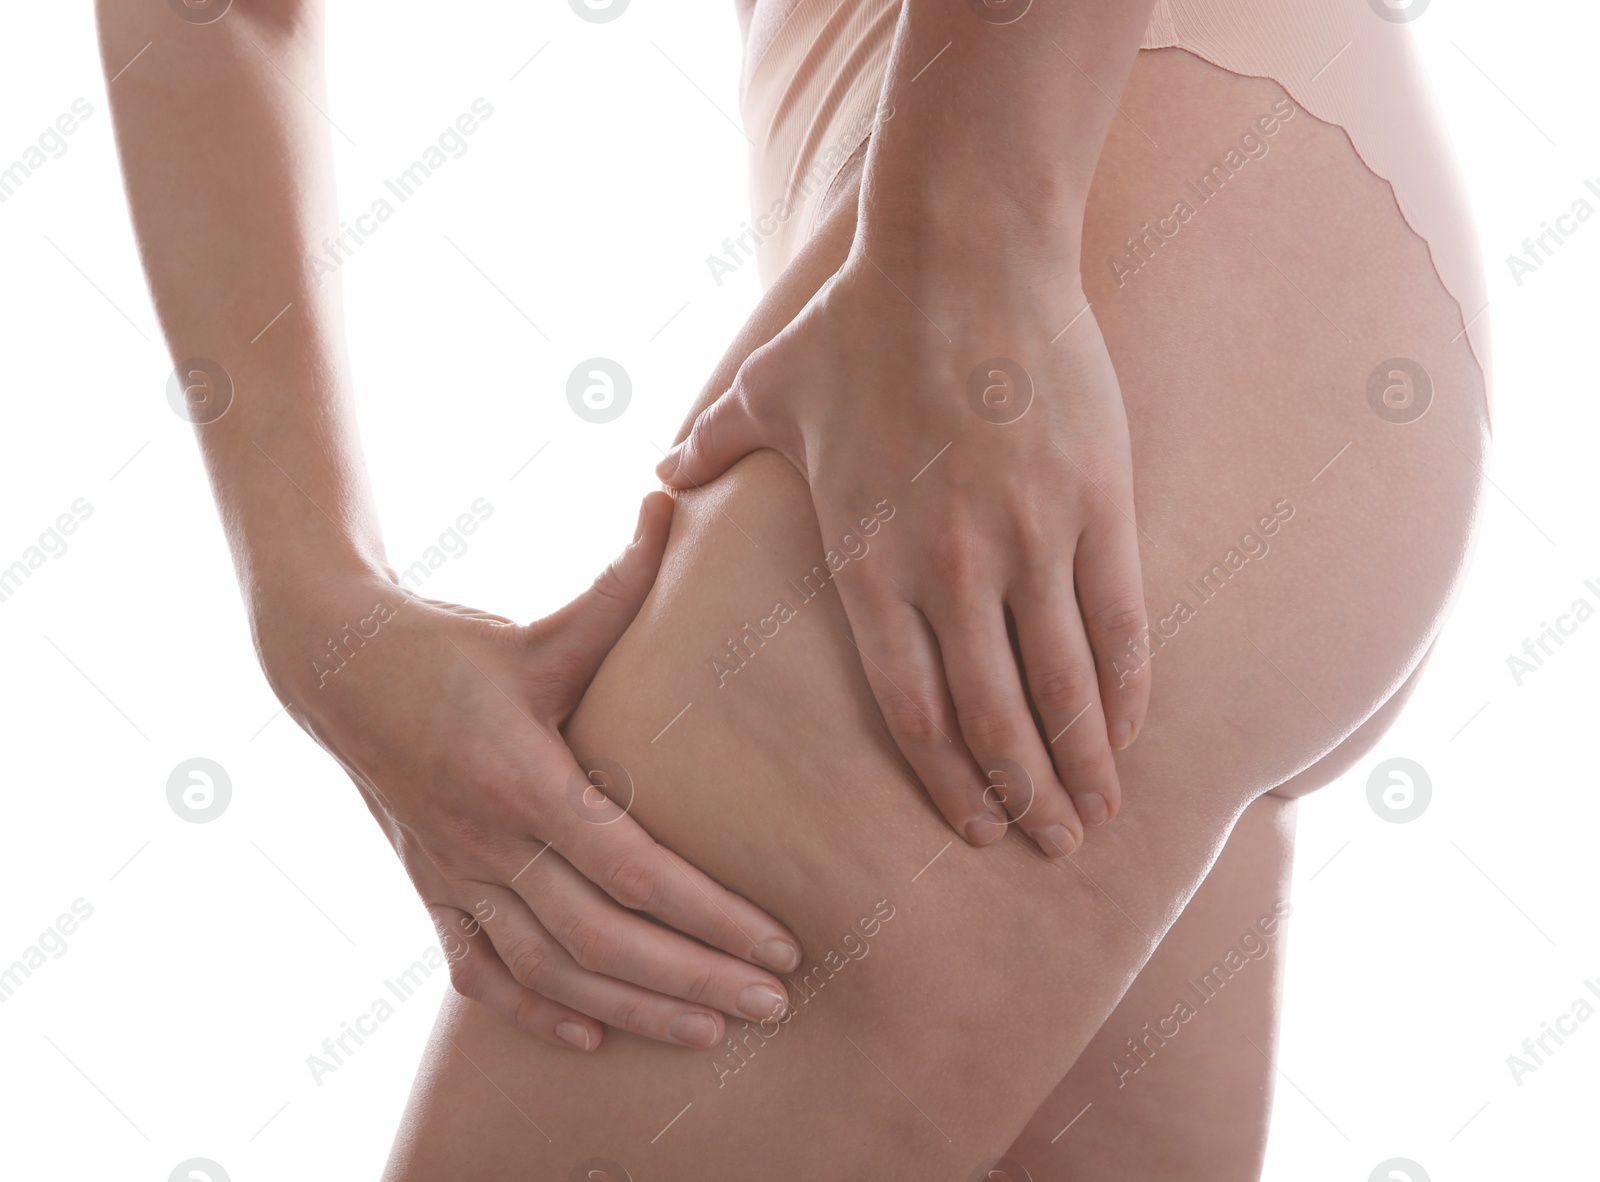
[722,365,767,429]
[1009,510,1054,558]
[684,963,721,1008]
[602,849,664,911]
[508,991,547,1034]
[505,937,555,989]
[731,348,772,399]
[1090,595,1147,644]
[609,994,651,1034]
[1053,739,1117,788]
[589,556,635,606]
[959,704,1018,755]
[447,956,483,1000]
[687,405,720,459]
[929,531,985,592]
[1032,664,1094,717]
[740,372,806,461]
[564,914,617,973]
[877,689,945,748]
[457,744,524,798]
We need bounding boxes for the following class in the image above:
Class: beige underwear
[739,0,1492,409]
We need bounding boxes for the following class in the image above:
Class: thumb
[531,491,675,690]
[655,381,767,489]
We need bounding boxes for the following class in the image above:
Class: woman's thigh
[381,50,1487,1182]
[1007,792,1297,1180]
[1005,641,1440,1180]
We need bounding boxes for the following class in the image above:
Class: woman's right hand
[251,492,801,1052]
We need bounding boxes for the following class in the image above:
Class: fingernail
[632,498,649,543]
[556,1021,593,1051]
[965,813,1007,846]
[753,938,802,973]
[1076,792,1110,826]
[737,984,788,1022]
[1036,824,1077,858]
[655,447,680,481]
[669,1012,720,1047]
[1109,720,1134,749]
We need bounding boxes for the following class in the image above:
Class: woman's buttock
[382,49,1488,1182]
[1092,47,1484,422]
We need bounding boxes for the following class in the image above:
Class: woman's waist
[736,0,1445,287]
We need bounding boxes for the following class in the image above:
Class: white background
[0,1,1594,1179]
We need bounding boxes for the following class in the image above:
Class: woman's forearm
[96,0,387,620]
[857,0,1158,274]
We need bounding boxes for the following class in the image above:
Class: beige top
[740,0,1491,404]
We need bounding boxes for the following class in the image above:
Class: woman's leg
[1005,644,1434,1179]
[382,50,1488,1182]
[1006,792,1298,1179]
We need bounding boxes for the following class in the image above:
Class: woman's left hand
[655,246,1150,858]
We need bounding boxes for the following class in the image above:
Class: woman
[385,1,1489,1176]
[98,0,1489,1176]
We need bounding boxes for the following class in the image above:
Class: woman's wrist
[851,0,1158,281]
[854,92,1091,283]
[245,554,403,706]
[241,530,392,636]
[854,110,1088,284]
[845,177,1087,330]
[239,519,390,601]
[854,168,1085,284]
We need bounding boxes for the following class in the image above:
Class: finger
[428,901,603,1052]
[1009,567,1123,826]
[475,885,731,1048]
[543,778,805,975]
[833,582,1005,846]
[930,598,1084,858]
[654,368,769,488]
[523,852,793,1025]
[526,491,674,686]
[1075,510,1152,751]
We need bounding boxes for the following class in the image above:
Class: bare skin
[95,2,1489,1172]
[90,0,1160,1054]
[666,0,1170,851]
[1008,645,1434,1178]
[381,48,1489,1181]
[94,0,805,1054]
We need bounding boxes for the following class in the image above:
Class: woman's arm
[95,0,803,1050]
[97,0,383,599]
[858,0,1158,271]
[659,1,1159,856]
